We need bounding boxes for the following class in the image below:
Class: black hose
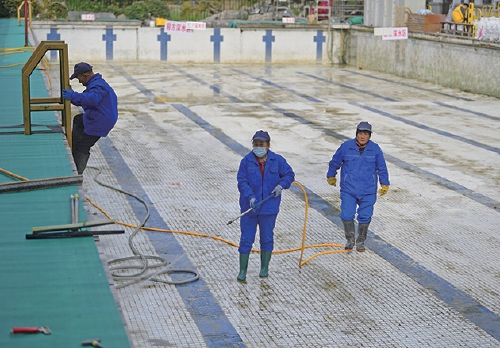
[89,167,199,288]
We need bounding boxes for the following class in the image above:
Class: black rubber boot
[356,223,370,252]
[72,151,90,175]
[342,219,355,250]
[237,254,250,282]
[259,251,272,278]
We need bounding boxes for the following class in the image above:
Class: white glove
[271,185,283,197]
[250,198,257,209]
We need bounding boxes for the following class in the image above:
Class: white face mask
[252,147,267,158]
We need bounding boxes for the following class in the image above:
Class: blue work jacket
[70,74,118,137]
[327,139,389,196]
[237,150,295,215]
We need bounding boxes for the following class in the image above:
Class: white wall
[31,21,349,65]
[30,21,500,98]
[346,28,500,98]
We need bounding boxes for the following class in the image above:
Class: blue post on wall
[211,28,224,63]
[102,27,116,60]
[157,28,171,61]
[314,30,326,63]
[262,30,275,63]
[47,27,60,60]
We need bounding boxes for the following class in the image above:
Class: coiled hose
[90,168,199,289]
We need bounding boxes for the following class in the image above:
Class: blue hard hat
[356,122,372,132]
[252,130,270,142]
[70,62,93,80]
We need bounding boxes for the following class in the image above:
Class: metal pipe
[227,194,275,225]
[26,230,125,239]
[74,193,79,223]
[71,195,75,224]
[0,175,83,194]
[24,0,28,47]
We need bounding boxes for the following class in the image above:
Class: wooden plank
[408,14,445,33]
[440,21,474,37]
[30,105,65,111]
[30,97,61,104]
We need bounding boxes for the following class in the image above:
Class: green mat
[0,18,131,348]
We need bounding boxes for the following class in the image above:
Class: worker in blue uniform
[62,62,118,174]
[236,130,295,282]
[327,122,390,252]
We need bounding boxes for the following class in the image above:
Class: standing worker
[326,122,389,252]
[62,62,118,174]
[452,2,468,23]
[236,130,295,282]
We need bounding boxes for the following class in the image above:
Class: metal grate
[331,0,364,22]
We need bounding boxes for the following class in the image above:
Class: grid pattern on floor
[82,63,499,347]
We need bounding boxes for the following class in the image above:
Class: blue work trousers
[238,214,277,254]
[340,192,376,224]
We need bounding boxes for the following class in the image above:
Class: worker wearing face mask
[236,130,295,282]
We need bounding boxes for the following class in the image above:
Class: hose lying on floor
[89,167,199,289]
[87,170,348,273]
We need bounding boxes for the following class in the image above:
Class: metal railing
[17,0,32,26]
[22,41,73,149]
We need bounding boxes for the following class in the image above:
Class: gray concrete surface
[62,63,500,347]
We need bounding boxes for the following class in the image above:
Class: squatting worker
[236,130,295,282]
[326,122,389,252]
[62,62,118,174]
[452,2,468,23]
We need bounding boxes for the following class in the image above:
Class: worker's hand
[62,89,74,100]
[327,177,337,186]
[250,198,257,209]
[378,185,389,196]
[271,185,283,197]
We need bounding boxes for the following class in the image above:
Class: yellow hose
[0,47,34,67]
[0,167,29,181]
[2,163,347,266]
[0,46,34,53]
[0,45,54,96]
[292,181,348,266]
[86,180,347,267]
